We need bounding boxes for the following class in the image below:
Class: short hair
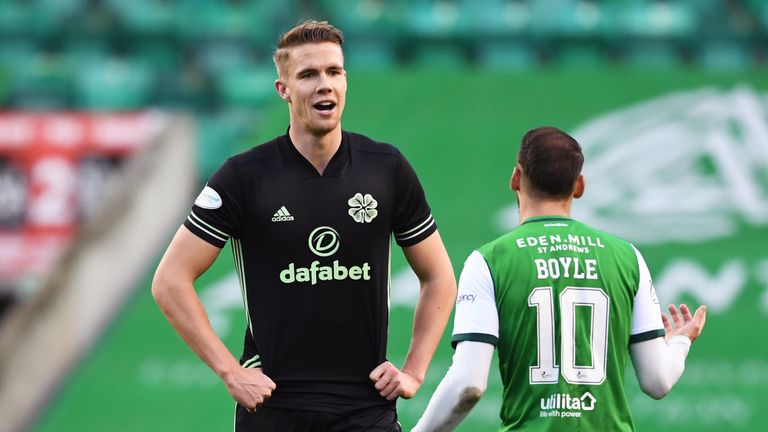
[273,20,344,77]
[517,126,584,199]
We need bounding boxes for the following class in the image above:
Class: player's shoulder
[483,219,544,247]
[226,136,281,169]
[345,130,402,159]
[576,220,635,250]
[475,230,520,259]
[572,220,642,270]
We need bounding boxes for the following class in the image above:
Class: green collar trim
[521,215,573,225]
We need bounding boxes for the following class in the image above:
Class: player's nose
[316,74,333,93]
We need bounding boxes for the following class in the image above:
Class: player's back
[478,215,640,431]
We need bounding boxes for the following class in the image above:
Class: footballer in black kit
[183,130,436,429]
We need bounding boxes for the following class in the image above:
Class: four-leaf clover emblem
[348,193,378,223]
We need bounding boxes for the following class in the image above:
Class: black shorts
[234,404,401,432]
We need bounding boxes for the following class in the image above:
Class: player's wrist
[667,334,693,348]
[401,368,425,385]
[214,359,245,385]
[217,367,237,386]
[402,354,430,384]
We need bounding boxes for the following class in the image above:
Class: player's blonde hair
[273,20,345,78]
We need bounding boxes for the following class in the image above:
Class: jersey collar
[280,128,350,178]
[521,215,573,225]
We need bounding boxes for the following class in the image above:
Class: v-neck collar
[279,128,350,178]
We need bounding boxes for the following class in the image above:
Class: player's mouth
[313,100,337,115]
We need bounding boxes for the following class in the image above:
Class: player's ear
[510,165,522,191]
[275,80,291,102]
[573,175,585,199]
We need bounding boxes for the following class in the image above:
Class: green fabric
[479,216,640,431]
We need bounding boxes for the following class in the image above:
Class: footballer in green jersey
[457,217,661,431]
[414,127,706,432]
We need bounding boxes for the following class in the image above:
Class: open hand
[369,361,422,401]
[662,303,706,343]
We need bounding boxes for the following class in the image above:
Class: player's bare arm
[369,230,456,400]
[152,226,276,411]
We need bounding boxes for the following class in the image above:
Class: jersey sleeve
[629,245,665,344]
[183,159,244,248]
[392,152,437,247]
[451,251,499,348]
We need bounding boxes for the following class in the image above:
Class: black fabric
[185,130,436,414]
[451,332,499,349]
[629,328,666,344]
[235,405,401,432]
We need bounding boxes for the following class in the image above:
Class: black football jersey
[183,130,437,413]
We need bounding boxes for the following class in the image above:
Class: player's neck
[517,198,572,223]
[289,125,342,175]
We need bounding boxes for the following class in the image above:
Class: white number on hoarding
[27,157,77,226]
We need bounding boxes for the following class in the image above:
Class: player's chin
[309,121,340,136]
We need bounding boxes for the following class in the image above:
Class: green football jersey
[452,216,664,431]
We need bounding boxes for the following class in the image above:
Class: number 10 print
[528,287,609,385]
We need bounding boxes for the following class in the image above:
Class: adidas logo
[272,206,294,222]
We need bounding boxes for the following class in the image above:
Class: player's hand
[662,303,706,343]
[369,361,422,401]
[223,366,276,412]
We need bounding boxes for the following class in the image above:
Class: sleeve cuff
[395,214,437,247]
[451,333,498,349]
[183,213,229,248]
[629,328,665,344]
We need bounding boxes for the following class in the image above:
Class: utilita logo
[279,226,371,285]
[539,392,596,419]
